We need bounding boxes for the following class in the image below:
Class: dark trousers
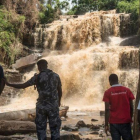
[35,107,61,140]
[110,123,133,140]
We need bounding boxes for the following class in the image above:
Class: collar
[111,84,122,87]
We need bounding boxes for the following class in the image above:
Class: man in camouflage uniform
[5,59,62,140]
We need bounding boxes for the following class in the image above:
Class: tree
[39,0,45,4]
[39,0,69,23]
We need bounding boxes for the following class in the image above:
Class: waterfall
[0,10,138,112]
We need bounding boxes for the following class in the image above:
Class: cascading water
[0,10,139,112]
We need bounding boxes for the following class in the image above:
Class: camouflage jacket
[27,69,61,110]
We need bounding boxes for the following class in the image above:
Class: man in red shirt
[103,74,134,140]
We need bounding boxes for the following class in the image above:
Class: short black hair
[109,74,118,82]
[37,59,48,67]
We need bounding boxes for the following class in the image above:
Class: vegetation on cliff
[0,6,25,64]
[0,0,39,65]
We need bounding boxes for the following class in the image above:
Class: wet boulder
[90,125,100,131]
[90,131,99,135]
[100,111,105,116]
[49,132,81,140]
[62,125,78,131]
[86,124,100,131]
[91,119,98,122]
[12,53,42,71]
[5,69,22,83]
[76,120,87,128]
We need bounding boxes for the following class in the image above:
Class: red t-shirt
[103,85,135,124]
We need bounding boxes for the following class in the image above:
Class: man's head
[37,59,48,72]
[109,74,119,86]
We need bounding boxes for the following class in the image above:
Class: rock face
[32,10,132,49]
[119,49,139,69]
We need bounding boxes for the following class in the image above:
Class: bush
[39,4,56,24]
[117,0,139,34]
[117,0,139,20]
[0,6,25,64]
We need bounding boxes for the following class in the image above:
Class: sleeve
[26,75,36,86]
[137,101,140,110]
[0,66,4,79]
[128,89,135,100]
[103,91,110,103]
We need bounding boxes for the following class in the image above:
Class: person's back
[104,85,134,124]
[29,69,61,107]
[103,74,134,140]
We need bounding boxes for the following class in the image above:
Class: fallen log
[0,132,81,139]
[0,106,69,122]
[0,121,36,135]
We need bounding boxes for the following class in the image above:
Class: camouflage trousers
[35,106,61,140]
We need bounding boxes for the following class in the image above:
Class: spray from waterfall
[0,37,138,112]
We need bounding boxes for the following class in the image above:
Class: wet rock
[120,35,140,46]
[100,111,105,116]
[90,125,100,131]
[91,119,98,122]
[48,132,81,140]
[86,124,93,128]
[73,15,78,18]
[79,132,89,136]
[59,106,69,118]
[12,53,42,70]
[76,120,87,128]
[61,117,66,121]
[5,69,19,74]
[5,71,23,83]
[119,49,139,69]
[62,125,78,131]
[90,131,99,135]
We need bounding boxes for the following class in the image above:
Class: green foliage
[117,0,139,20]
[67,9,77,15]
[70,0,97,15]
[0,7,25,64]
[117,0,139,34]
[39,4,56,23]
[97,0,118,11]
[39,0,69,24]
[68,0,139,17]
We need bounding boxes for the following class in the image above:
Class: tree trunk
[0,121,36,135]
[133,48,140,140]
[0,106,69,122]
